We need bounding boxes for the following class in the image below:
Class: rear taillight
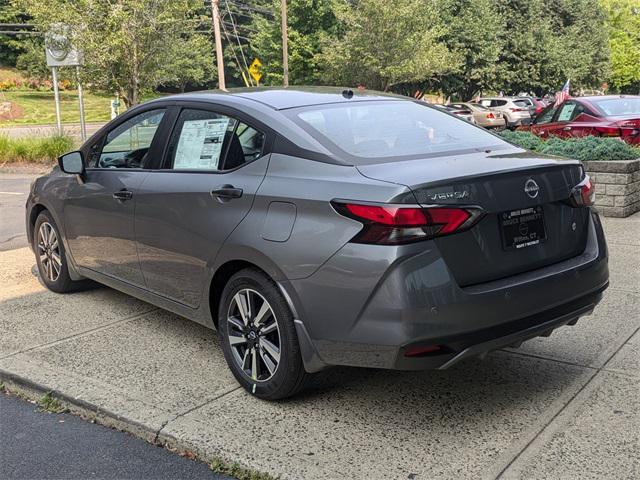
[333,202,482,245]
[595,126,621,137]
[569,176,595,207]
[618,120,640,137]
[486,113,495,119]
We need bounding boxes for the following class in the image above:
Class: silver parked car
[477,96,533,128]
[27,88,608,399]
[450,102,506,129]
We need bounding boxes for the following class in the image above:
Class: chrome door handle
[562,126,572,131]
[113,189,133,201]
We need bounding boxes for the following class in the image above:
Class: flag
[554,79,570,107]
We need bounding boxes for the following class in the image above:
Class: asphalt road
[0,174,36,252]
[0,392,230,480]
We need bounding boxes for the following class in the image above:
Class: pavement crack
[494,324,640,479]
[153,386,241,444]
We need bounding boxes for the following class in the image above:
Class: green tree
[497,0,610,95]
[438,0,507,100]
[318,0,456,91]
[16,0,214,106]
[602,0,640,93]
[159,33,216,92]
[0,0,28,66]
[245,0,339,86]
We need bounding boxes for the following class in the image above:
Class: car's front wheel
[218,268,311,400]
[33,211,83,293]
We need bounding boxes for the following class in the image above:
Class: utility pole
[210,0,226,90]
[281,0,289,87]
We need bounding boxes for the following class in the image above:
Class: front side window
[165,109,265,171]
[534,105,558,125]
[87,109,165,168]
[290,100,507,163]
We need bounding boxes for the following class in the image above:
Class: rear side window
[513,100,530,108]
[491,100,507,107]
[591,98,640,116]
[164,109,265,171]
[289,100,507,163]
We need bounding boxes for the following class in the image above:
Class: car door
[134,106,271,308]
[63,108,167,287]
[550,101,585,138]
[530,104,560,138]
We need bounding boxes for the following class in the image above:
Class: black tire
[33,210,84,293]
[218,268,311,400]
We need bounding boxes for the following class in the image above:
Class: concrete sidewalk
[0,215,638,479]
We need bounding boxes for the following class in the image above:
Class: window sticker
[557,104,576,122]
[174,118,230,170]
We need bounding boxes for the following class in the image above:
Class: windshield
[290,101,507,162]
[591,97,640,116]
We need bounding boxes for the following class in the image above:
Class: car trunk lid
[356,149,590,286]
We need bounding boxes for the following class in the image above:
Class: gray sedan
[26,88,609,399]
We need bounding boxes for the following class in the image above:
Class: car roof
[577,94,640,102]
[158,86,407,111]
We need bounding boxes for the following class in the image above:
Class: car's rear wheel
[218,268,311,400]
[33,211,82,293]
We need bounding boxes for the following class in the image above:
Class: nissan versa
[26,88,609,400]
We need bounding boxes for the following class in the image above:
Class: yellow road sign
[249,58,263,84]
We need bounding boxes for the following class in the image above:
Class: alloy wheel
[226,288,281,382]
[37,222,62,282]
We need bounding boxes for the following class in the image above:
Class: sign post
[45,25,84,138]
[76,66,86,141]
[50,66,62,135]
[249,58,263,86]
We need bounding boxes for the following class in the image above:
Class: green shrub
[498,130,544,151]
[499,131,640,161]
[0,134,74,164]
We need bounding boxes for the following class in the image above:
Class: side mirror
[58,151,85,175]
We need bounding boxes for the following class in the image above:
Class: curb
[0,367,278,480]
[0,367,159,442]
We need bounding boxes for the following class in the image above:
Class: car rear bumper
[285,210,609,372]
[479,118,506,128]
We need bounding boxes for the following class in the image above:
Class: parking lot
[0,173,638,479]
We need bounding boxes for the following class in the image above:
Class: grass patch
[0,382,5,393]
[209,457,278,480]
[500,131,640,161]
[0,134,75,164]
[37,392,68,414]
[0,90,113,125]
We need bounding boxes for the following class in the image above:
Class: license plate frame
[499,206,547,250]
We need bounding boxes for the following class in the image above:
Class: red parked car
[524,95,640,145]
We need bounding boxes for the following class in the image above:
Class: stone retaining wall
[584,159,640,218]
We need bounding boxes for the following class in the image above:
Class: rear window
[289,101,507,162]
[513,100,530,108]
[591,98,640,116]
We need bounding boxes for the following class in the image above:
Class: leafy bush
[499,131,640,161]
[0,135,75,164]
[498,131,544,151]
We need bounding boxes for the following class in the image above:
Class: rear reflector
[333,202,481,245]
[404,345,442,357]
[486,113,495,119]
